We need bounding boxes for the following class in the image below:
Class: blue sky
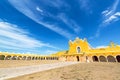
[0,0,120,54]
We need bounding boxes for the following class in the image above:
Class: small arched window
[77,47,80,53]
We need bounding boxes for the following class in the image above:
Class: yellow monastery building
[54,37,120,62]
[0,37,120,63]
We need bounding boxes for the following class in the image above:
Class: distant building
[56,37,120,62]
[0,37,120,62]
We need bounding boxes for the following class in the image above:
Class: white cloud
[36,6,43,13]
[90,0,120,39]
[96,45,107,49]
[8,0,73,39]
[0,21,57,51]
[103,12,120,25]
[102,10,109,15]
[78,0,92,14]
[102,0,119,25]
[44,50,57,54]
[115,12,120,16]
[89,30,100,39]
[58,13,81,34]
[42,0,69,9]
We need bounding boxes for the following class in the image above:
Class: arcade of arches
[0,37,120,63]
[57,37,120,63]
[0,53,58,61]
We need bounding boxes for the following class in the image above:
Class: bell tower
[68,37,90,54]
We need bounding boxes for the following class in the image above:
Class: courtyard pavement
[0,61,78,80]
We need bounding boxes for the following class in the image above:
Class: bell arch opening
[77,47,80,53]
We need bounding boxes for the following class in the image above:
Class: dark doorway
[76,56,79,61]
[116,55,120,62]
[32,57,35,60]
[92,56,98,62]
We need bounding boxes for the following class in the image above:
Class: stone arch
[107,55,116,62]
[22,56,26,60]
[32,57,35,60]
[38,57,40,60]
[52,57,54,60]
[18,56,22,60]
[116,55,120,62]
[99,56,107,62]
[40,57,42,60]
[11,56,18,60]
[92,56,98,62]
[43,57,45,60]
[5,55,11,60]
[51,57,53,60]
[35,57,38,60]
[49,57,51,60]
[55,57,57,60]
[55,57,58,60]
[0,55,5,60]
[76,56,79,61]
[46,57,48,60]
[27,56,31,60]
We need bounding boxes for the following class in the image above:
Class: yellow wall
[54,37,120,57]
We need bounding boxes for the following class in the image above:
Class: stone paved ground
[8,62,120,80]
[0,62,78,80]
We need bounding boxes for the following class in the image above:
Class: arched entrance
[11,56,18,60]
[18,56,22,60]
[27,56,31,60]
[99,56,107,62]
[35,57,38,60]
[116,55,120,62]
[38,57,40,60]
[107,55,116,62]
[76,56,79,61]
[5,55,11,60]
[32,57,35,60]
[40,57,43,60]
[0,55,5,60]
[92,56,98,62]
[22,56,26,60]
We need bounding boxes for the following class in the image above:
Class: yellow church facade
[57,37,120,62]
[0,37,120,63]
